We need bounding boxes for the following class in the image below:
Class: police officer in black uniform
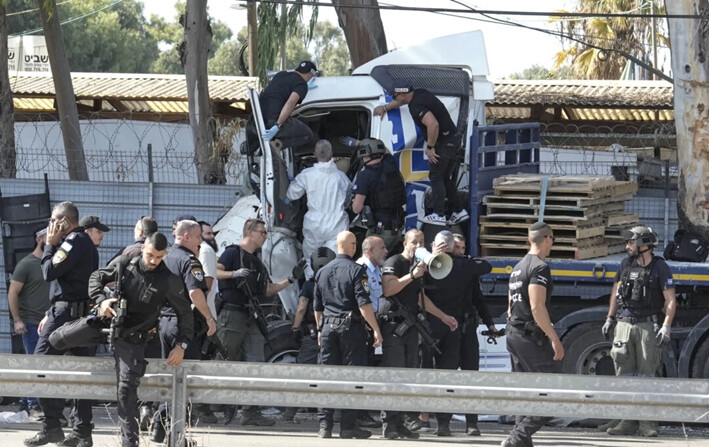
[25,202,99,447]
[451,233,498,436]
[351,138,407,252]
[260,60,317,148]
[89,232,194,447]
[373,80,469,227]
[379,228,457,439]
[152,219,216,442]
[314,231,383,440]
[502,222,564,447]
[602,225,676,437]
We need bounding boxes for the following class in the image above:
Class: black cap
[295,60,317,74]
[80,216,111,232]
[173,214,197,225]
[391,79,414,95]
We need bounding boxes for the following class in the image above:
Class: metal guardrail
[1,354,708,445]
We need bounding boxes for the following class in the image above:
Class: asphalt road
[1,405,707,447]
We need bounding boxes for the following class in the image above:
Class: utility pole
[280,2,287,71]
[247,0,258,77]
[666,1,709,239]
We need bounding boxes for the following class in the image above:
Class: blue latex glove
[262,124,279,141]
[339,136,357,148]
[307,77,318,89]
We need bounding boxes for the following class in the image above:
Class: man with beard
[198,221,219,318]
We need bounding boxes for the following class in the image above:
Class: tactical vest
[370,155,406,212]
[616,256,664,313]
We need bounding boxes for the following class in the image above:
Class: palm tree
[552,0,667,79]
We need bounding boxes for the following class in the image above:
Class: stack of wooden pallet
[479,174,638,260]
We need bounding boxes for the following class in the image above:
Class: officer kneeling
[52,232,194,447]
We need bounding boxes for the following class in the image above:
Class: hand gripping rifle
[104,261,127,351]
[389,295,441,355]
[240,276,272,350]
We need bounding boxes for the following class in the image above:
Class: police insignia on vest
[52,250,67,265]
[192,268,204,282]
[362,278,370,294]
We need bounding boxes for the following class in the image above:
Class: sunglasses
[248,220,268,236]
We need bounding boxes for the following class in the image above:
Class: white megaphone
[414,247,453,280]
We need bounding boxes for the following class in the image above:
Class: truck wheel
[265,320,300,364]
[690,337,709,378]
[561,323,615,375]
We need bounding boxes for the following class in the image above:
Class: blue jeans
[21,323,40,408]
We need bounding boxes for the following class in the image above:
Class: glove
[338,136,357,148]
[601,318,616,340]
[656,325,671,347]
[231,268,257,294]
[262,124,279,141]
[307,77,318,89]
[291,259,307,281]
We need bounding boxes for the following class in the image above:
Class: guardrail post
[169,365,187,447]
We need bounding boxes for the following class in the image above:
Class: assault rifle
[389,296,441,355]
[240,275,272,349]
[103,261,127,351]
[201,333,230,360]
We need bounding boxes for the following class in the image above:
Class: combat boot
[382,422,399,439]
[638,420,659,437]
[597,419,620,431]
[607,419,638,435]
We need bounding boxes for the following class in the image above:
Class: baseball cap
[173,214,197,225]
[391,80,414,95]
[80,216,111,232]
[295,60,317,74]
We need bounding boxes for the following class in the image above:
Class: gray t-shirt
[13,253,51,324]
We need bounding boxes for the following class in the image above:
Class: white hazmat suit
[286,159,351,264]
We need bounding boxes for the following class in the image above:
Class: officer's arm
[382,272,418,297]
[292,296,310,329]
[8,280,25,324]
[352,194,366,214]
[166,280,194,345]
[420,111,440,147]
[529,284,560,343]
[216,262,233,280]
[359,303,382,342]
[188,288,215,322]
[420,292,450,322]
[41,241,82,281]
[662,288,676,327]
[275,92,301,128]
[470,282,495,328]
[607,282,620,319]
[88,258,121,305]
[266,278,291,296]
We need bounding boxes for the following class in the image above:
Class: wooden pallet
[483,194,632,208]
[480,214,605,227]
[480,222,606,240]
[480,243,609,260]
[480,234,605,249]
[492,174,618,198]
[606,214,639,227]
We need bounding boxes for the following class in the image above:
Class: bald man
[313,231,383,440]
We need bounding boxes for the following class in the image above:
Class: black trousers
[34,304,94,436]
[505,328,561,447]
[380,321,419,425]
[266,117,314,149]
[459,323,480,427]
[114,339,148,447]
[317,320,367,431]
[429,139,462,215]
[429,317,461,426]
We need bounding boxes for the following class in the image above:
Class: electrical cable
[10,0,127,37]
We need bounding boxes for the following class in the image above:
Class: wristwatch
[426,144,435,149]
[178,342,188,350]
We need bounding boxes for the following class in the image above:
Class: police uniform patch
[60,241,73,252]
[65,232,77,240]
[362,278,370,294]
[191,268,204,282]
[52,250,67,265]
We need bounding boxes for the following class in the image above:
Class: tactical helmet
[622,225,659,247]
[356,138,387,160]
[311,246,336,275]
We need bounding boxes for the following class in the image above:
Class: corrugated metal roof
[491,79,673,108]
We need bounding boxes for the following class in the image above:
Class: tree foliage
[552,0,667,80]
[508,64,572,80]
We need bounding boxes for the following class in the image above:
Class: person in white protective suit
[287,140,351,273]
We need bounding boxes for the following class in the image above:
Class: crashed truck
[213,31,511,368]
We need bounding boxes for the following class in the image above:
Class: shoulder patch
[361,277,370,294]
[52,250,67,265]
[60,241,73,252]
[191,268,204,282]
[65,233,77,241]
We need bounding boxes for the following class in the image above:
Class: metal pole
[651,1,658,80]
[169,366,187,447]
[247,0,258,77]
[280,2,287,71]
[147,143,154,217]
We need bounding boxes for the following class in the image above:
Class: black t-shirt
[382,254,421,313]
[313,254,371,316]
[259,71,308,123]
[615,255,673,318]
[425,255,489,321]
[408,88,457,141]
[217,245,270,306]
[508,253,553,326]
[352,156,399,225]
[299,279,316,325]
[162,244,208,316]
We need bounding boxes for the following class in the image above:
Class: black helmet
[622,225,659,247]
[311,246,336,275]
[356,138,387,160]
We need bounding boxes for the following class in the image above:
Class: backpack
[663,229,709,262]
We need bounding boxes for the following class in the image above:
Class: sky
[141,0,573,79]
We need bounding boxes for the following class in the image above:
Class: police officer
[602,225,676,437]
[373,80,469,227]
[379,228,457,439]
[109,216,158,263]
[350,139,407,252]
[88,232,194,447]
[502,222,564,447]
[451,233,498,436]
[314,231,383,439]
[215,218,300,426]
[152,219,216,442]
[25,202,98,447]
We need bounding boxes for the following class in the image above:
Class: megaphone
[414,248,453,280]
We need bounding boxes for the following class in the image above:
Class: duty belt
[120,329,155,345]
[53,300,91,319]
[222,303,249,313]
[618,315,655,324]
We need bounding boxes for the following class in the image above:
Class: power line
[252,0,703,19]
[7,0,75,17]
[10,0,127,37]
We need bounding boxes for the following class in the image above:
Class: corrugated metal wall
[0,178,242,354]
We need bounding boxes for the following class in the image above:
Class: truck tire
[690,337,709,378]
[561,323,615,375]
[265,320,301,364]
